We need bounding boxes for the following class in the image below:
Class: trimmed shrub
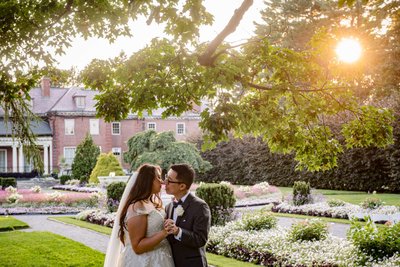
[89,153,124,184]
[361,197,384,209]
[327,199,346,207]
[348,219,400,262]
[59,175,71,185]
[196,183,236,226]
[292,181,311,206]
[1,178,17,189]
[239,211,277,231]
[288,219,328,242]
[107,181,126,201]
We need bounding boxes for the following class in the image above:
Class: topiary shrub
[196,183,236,226]
[288,219,328,242]
[71,134,100,183]
[59,175,71,185]
[238,211,277,231]
[89,153,125,183]
[292,181,311,206]
[327,199,346,207]
[1,178,17,189]
[348,219,400,263]
[106,182,126,212]
[361,197,384,209]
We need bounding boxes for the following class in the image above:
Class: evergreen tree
[89,152,125,183]
[71,134,100,183]
[124,130,211,174]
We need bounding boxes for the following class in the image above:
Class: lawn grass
[51,216,256,267]
[48,216,112,235]
[278,186,400,206]
[0,231,104,266]
[0,216,29,231]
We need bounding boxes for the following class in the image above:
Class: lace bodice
[124,206,169,248]
[118,205,174,267]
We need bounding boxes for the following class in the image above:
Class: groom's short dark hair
[171,163,195,189]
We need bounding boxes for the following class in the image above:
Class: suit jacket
[166,193,211,267]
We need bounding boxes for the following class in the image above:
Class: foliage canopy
[1,0,398,171]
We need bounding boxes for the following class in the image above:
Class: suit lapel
[167,203,173,219]
[176,193,193,226]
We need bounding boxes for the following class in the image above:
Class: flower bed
[272,202,399,221]
[52,185,100,193]
[0,206,87,215]
[0,187,103,215]
[75,209,400,266]
[208,222,400,266]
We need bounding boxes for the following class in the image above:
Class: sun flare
[335,38,362,63]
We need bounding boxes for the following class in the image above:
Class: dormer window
[74,96,86,108]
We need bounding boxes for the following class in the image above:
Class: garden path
[14,214,109,253]
[236,206,350,239]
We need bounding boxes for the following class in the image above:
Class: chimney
[41,76,51,97]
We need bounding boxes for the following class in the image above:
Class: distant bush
[288,219,328,242]
[361,197,384,209]
[196,183,236,226]
[239,211,277,231]
[327,199,346,207]
[1,178,17,189]
[106,182,126,212]
[59,175,71,185]
[292,181,311,206]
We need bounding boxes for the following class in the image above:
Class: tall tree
[1,0,398,171]
[124,130,212,174]
[71,134,101,183]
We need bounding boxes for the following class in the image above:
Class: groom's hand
[164,219,179,235]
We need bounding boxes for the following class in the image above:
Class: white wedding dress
[118,206,174,267]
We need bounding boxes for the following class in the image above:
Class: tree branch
[198,0,253,67]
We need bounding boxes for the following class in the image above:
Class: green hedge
[196,183,236,226]
[0,178,17,189]
[197,117,400,193]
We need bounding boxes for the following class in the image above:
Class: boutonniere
[176,205,184,217]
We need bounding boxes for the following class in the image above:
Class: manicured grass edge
[50,216,258,267]
[0,216,29,232]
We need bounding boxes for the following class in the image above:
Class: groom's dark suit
[166,193,211,267]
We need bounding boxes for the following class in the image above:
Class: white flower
[176,206,184,217]
[30,185,41,193]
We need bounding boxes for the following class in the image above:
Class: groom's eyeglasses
[164,175,184,184]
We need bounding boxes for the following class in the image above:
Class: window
[112,122,120,135]
[65,119,75,135]
[147,122,156,131]
[90,119,99,135]
[112,147,122,161]
[176,123,185,135]
[75,96,85,108]
[0,149,6,172]
[64,147,76,165]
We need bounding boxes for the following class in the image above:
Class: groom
[164,163,211,267]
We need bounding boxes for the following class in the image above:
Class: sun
[335,38,362,63]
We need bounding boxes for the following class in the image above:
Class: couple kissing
[104,163,211,267]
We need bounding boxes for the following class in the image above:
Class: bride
[104,164,174,267]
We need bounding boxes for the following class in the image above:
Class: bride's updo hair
[118,163,162,244]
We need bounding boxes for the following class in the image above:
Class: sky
[56,0,265,70]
